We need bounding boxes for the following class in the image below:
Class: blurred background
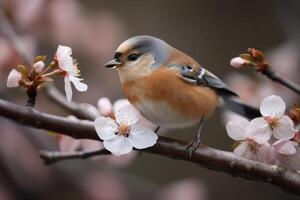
[0,0,300,199]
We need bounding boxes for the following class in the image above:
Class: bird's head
[104,35,170,82]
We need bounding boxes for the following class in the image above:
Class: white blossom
[94,105,158,156]
[226,117,272,162]
[7,69,22,88]
[56,45,88,102]
[248,95,296,140]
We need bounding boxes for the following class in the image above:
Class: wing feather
[177,65,238,97]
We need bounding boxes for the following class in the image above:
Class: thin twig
[262,68,300,95]
[0,99,300,196]
[40,149,110,165]
[44,85,101,120]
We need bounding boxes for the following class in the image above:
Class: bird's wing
[169,64,238,97]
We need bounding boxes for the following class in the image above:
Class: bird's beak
[104,59,122,69]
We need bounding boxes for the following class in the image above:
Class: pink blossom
[249,95,296,140]
[97,97,113,116]
[230,57,247,68]
[270,140,300,171]
[226,117,272,162]
[7,69,22,88]
[33,61,45,73]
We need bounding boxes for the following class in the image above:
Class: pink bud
[7,69,22,88]
[230,57,246,68]
[97,97,112,115]
[33,61,45,73]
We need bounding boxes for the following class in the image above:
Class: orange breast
[122,68,218,121]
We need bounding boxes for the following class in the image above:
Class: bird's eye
[127,54,139,61]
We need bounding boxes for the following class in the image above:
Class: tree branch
[1,99,300,196]
[39,149,110,165]
[262,68,300,95]
[44,85,101,120]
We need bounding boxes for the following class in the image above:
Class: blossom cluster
[226,95,299,171]
[7,45,87,102]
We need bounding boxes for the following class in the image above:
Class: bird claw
[186,133,201,159]
[186,117,204,159]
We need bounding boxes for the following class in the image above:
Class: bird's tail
[222,96,261,119]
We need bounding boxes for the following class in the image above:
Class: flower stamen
[118,123,130,137]
[264,116,280,130]
[246,138,260,155]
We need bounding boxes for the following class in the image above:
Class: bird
[104,35,260,154]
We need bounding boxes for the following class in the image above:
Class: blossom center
[264,116,279,130]
[117,123,130,137]
[246,138,259,154]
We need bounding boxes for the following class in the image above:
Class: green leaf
[34,55,47,63]
[239,53,252,61]
[17,65,29,77]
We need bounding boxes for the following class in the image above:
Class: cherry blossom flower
[230,57,247,68]
[33,61,45,73]
[94,105,158,156]
[7,69,22,88]
[249,95,296,140]
[272,139,297,156]
[56,45,88,102]
[270,139,300,171]
[226,117,271,162]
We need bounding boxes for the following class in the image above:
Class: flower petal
[56,45,75,72]
[260,95,286,117]
[233,142,249,157]
[273,115,296,140]
[252,143,272,163]
[103,136,133,156]
[7,69,21,88]
[225,118,249,141]
[57,45,72,56]
[57,53,74,72]
[273,140,297,155]
[247,117,272,144]
[69,76,88,92]
[97,97,113,115]
[128,124,158,149]
[94,117,118,140]
[113,99,130,114]
[278,148,300,171]
[115,105,139,126]
[64,76,72,102]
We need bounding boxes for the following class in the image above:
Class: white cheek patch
[199,68,205,78]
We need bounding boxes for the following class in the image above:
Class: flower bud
[33,61,45,73]
[97,97,112,116]
[230,57,246,68]
[7,69,22,88]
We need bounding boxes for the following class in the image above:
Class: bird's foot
[186,133,201,159]
[186,117,204,159]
